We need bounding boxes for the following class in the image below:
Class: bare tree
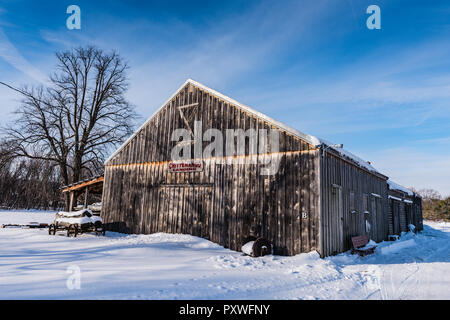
[416,188,442,201]
[1,46,138,209]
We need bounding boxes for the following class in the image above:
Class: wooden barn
[101,79,422,257]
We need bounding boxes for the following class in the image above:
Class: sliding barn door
[156,185,212,238]
[393,201,401,235]
[330,185,344,255]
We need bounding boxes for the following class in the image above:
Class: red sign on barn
[168,161,203,173]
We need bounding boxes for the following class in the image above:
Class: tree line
[413,188,450,222]
[0,154,63,210]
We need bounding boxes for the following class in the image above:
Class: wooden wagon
[48,209,105,237]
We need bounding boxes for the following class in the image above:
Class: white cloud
[0,84,21,128]
[0,28,48,84]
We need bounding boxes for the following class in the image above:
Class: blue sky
[1,0,450,196]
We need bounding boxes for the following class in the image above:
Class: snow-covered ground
[0,210,449,300]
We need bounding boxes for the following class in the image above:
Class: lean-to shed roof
[388,180,417,197]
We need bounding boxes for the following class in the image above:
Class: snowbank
[381,239,416,255]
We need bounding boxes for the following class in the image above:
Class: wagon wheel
[98,221,106,236]
[252,238,272,257]
[48,224,54,235]
[94,221,103,236]
[67,224,73,237]
[67,224,78,237]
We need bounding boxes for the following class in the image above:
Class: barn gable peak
[105,78,323,164]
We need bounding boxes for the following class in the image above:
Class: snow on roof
[189,79,322,147]
[318,138,381,175]
[105,79,384,176]
[388,180,414,196]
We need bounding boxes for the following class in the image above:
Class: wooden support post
[84,187,89,209]
[69,192,74,212]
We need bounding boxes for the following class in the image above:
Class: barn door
[157,185,212,238]
[405,204,412,230]
[393,201,400,235]
[330,185,344,255]
[370,196,378,241]
[388,200,394,235]
[399,203,408,233]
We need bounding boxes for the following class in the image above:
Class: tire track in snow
[359,265,384,300]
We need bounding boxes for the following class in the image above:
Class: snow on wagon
[49,209,105,237]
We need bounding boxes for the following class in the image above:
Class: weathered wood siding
[320,152,388,257]
[102,82,321,256]
[387,189,423,236]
